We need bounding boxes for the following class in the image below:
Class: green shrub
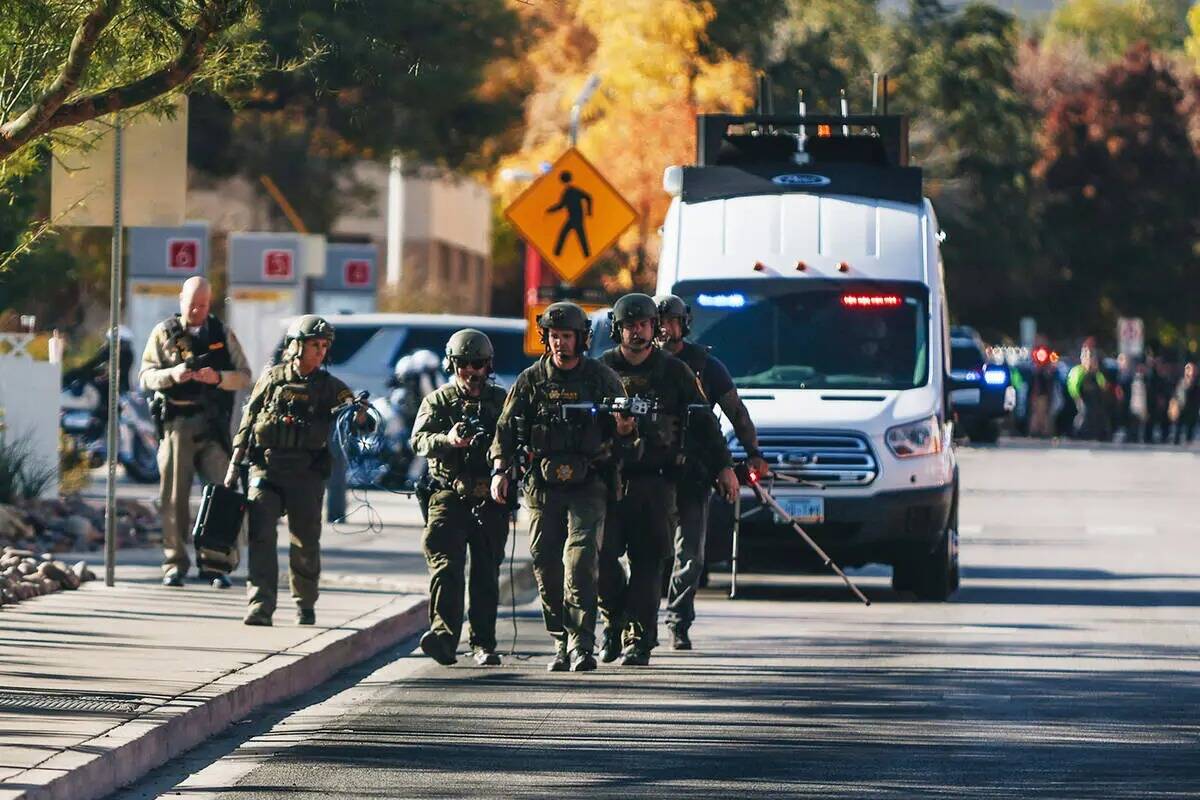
[0,434,56,503]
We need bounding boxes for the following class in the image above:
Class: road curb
[0,594,428,800]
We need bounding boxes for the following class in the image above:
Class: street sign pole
[104,115,124,588]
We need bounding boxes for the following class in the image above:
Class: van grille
[730,429,878,486]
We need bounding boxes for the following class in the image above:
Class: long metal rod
[749,481,871,606]
[104,116,124,588]
[729,491,741,599]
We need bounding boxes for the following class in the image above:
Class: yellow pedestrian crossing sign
[504,148,638,284]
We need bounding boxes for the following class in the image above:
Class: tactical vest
[427,385,504,488]
[251,366,338,452]
[161,315,235,421]
[528,361,607,459]
[600,349,681,466]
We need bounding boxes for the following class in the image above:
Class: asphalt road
[115,441,1200,799]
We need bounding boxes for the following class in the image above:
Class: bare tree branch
[0,0,121,148]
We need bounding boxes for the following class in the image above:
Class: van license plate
[780,497,824,524]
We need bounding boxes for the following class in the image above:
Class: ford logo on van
[772,173,832,187]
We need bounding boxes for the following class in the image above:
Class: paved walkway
[0,487,532,800]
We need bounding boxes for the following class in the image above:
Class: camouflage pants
[664,485,710,634]
[245,467,325,616]
[527,480,607,653]
[422,489,510,651]
[598,475,674,652]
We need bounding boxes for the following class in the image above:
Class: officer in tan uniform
[139,276,252,588]
[225,315,370,626]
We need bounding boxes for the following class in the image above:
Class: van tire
[894,486,960,601]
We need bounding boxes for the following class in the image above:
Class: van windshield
[678,280,929,391]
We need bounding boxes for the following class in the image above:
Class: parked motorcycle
[60,380,160,484]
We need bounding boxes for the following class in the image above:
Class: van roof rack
[695,113,910,169]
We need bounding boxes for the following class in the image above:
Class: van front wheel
[893,492,960,601]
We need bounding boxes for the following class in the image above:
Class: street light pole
[569,74,601,148]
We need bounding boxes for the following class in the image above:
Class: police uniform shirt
[676,340,735,409]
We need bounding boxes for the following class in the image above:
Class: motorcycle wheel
[123,433,160,483]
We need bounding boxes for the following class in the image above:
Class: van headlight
[886,416,943,458]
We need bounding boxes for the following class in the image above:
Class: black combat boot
[547,639,570,672]
[243,608,273,626]
[570,648,597,672]
[420,630,458,666]
[599,626,622,663]
[619,646,651,667]
[296,608,316,626]
[669,627,692,651]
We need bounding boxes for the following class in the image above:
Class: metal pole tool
[735,464,871,607]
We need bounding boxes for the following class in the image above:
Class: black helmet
[287,315,335,343]
[609,293,659,342]
[654,294,691,336]
[538,301,592,351]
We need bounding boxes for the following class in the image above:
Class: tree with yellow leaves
[494,0,752,291]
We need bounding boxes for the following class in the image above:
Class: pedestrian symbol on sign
[504,148,637,284]
[548,171,593,258]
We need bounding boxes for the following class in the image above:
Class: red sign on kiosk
[343,259,372,287]
[166,239,200,272]
[262,249,294,281]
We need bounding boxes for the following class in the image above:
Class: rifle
[556,395,656,421]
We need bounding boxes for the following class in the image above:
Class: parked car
[948,326,1014,443]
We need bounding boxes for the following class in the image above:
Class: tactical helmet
[538,301,592,351]
[654,294,691,336]
[287,315,336,343]
[609,293,659,343]
[444,329,494,373]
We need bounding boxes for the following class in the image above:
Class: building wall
[186,161,494,315]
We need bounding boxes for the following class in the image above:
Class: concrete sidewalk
[0,490,533,800]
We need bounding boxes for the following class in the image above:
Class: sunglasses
[457,359,490,370]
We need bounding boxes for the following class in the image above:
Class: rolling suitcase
[192,483,246,576]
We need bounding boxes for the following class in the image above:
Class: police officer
[655,294,770,650]
[225,315,370,626]
[410,329,509,667]
[598,293,737,666]
[139,276,252,588]
[489,302,634,672]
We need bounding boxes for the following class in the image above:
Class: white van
[656,111,960,599]
[284,313,531,398]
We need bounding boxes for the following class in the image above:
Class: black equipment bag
[192,483,246,576]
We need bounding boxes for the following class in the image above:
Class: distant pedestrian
[1066,341,1109,440]
[1171,362,1199,445]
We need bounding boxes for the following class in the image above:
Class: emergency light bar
[697,292,747,309]
[841,294,902,308]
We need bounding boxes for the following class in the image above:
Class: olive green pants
[422,489,510,651]
[245,467,325,616]
[157,414,231,574]
[598,475,675,652]
[526,480,607,653]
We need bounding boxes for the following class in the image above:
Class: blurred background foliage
[3,0,1200,348]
